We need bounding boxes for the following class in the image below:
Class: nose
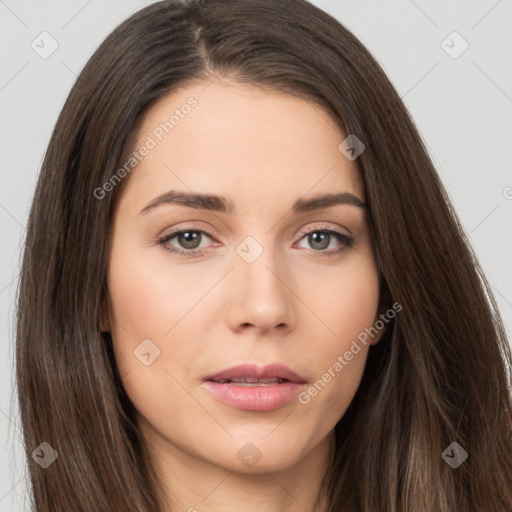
[226,244,296,335]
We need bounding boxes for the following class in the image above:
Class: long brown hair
[15,0,512,510]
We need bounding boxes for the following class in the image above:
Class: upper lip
[204,363,307,384]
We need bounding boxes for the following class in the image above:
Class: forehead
[117,79,365,214]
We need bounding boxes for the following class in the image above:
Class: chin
[221,432,314,473]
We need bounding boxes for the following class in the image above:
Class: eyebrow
[139,190,367,215]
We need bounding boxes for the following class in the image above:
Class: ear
[368,310,389,346]
[369,324,386,346]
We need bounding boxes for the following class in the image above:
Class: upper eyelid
[161,224,348,240]
[300,224,347,234]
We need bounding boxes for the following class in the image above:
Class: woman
[15,0,512,510]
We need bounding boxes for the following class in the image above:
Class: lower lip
[203,381,305,411]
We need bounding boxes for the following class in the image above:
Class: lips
[202,364,307,412]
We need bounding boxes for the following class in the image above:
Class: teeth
[214,377,287,385]
[233,382,276,386]
[232,376,260,383]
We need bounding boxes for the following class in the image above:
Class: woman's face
[106,78,382,474]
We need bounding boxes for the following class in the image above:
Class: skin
[105,77,384,512]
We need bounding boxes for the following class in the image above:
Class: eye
[157,225,354,258]
[157,228,213,257]
[295,226,353,256]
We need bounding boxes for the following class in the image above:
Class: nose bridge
[228,234,295,332]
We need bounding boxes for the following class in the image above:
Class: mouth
[202,363,307,411]
[210,377,290,386]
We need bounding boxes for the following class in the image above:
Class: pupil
[309,232,329,250]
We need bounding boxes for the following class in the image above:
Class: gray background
[1,1,511,509]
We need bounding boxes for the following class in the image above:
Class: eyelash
[156,225,354,258]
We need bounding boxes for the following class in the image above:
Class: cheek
[317,269,379,339]
[107,261,209,449]
[106,239,220,432]
[300,247,380,357]
[295,253,379,419]
[107,255,191,337]
[106,233,221,352]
